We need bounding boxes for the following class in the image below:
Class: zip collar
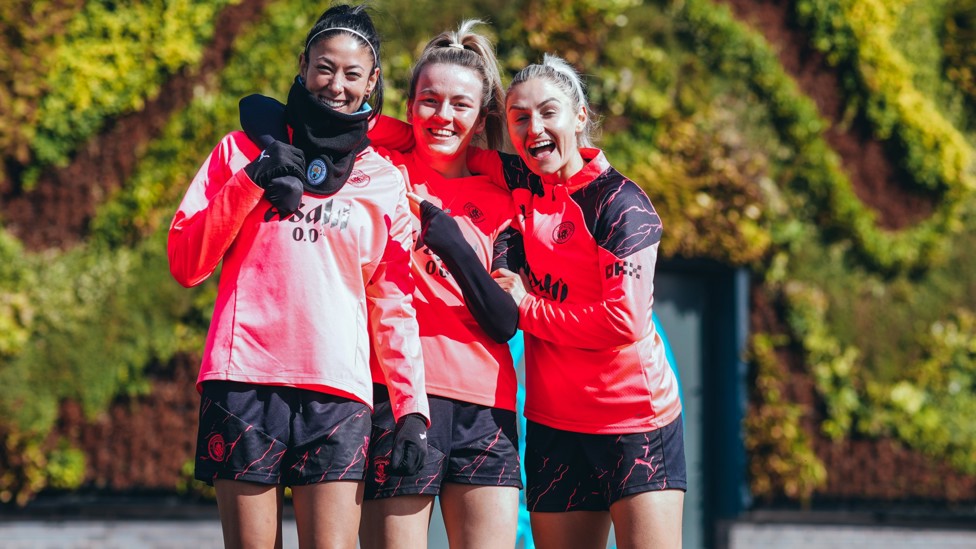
[542,148,609,193]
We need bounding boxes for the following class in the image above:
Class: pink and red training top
[469,147,683,434]
[168,131,429,422]
[369,147,518,411]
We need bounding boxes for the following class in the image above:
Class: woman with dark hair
[168,5,429,547]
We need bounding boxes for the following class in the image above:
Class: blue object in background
[509,311,681,549]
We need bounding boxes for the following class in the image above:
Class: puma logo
[258,150,270,162]
[419,433,427,440]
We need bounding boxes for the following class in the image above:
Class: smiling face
[408,63,485,178]
[506,77,587,182]
[299,32,379,115]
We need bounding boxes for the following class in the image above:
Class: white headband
[306,26,378,65]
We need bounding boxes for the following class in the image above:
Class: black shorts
[195,380,372,486]
[525,416,686,512]
[365,384,522,499]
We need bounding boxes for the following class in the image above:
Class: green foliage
[622,104,773,265]
[782,281,862,439]
[0,0,81,185]
[684,0,963,274]
[856,309,976,474]
[45,440,87,490]
[25,0,238,184]
[4,0,976,506]
[794,0,975,194]
[0,232,201,432]
[744,334,827,502]
[0,231,205,503]
[943,0,976,111]
[681,0,976,498]
[0,430,48,505]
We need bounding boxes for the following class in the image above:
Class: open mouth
[528,139,556,159]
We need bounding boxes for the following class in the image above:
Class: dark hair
[507,53,598,147]
[407,20,507,150]
[304,4,384,119]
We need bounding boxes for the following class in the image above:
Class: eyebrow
[507,96,561,112]
[417,87,476,101]
[314,56,366,71]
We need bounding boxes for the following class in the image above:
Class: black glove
[388,413,428,476]
[243,140,306,217]
[418,200,466,254]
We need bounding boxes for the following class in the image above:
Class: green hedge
[21,0,238,188]
[3,0,976,507]
[795,0,974,193]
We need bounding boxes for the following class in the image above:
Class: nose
[528,114,544,136]
[433,100,451,122]
[327,74,345,94]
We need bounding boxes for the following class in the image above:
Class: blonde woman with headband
[241,19,522,549]
[486,54,686,549]
[170,5,429,547]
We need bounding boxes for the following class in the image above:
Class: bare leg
[214,479,284,549]
[610,490,684,549]
[291,480,364,549]
[530,511,612,549]
[359,494,435,549]
[440,484,519,549]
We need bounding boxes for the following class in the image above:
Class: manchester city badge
[307,158,328,187]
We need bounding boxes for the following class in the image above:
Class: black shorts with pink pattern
[524,416,686,512]
[195,380,371,486]
[365,384,522,499]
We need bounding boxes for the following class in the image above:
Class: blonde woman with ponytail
[358,21,522,549]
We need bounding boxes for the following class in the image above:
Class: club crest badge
[208,434,225,462]
[307,158,328,187]
[347,169,370,188]
[463,202,485,223]
[553,221,575,244]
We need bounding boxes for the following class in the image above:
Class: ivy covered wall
[1,0,974,508]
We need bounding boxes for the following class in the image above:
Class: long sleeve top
[469,147,682,434]
[368,148,518,411]
[168,130,429,422]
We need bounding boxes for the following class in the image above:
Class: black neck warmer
[285,76,371,196]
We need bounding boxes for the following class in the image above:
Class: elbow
[479,301,519,344]
[167,252,206,288]
[486,320,518,344]
[169,265,200,288]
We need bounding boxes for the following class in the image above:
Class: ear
[406,99,414,123]
[575,105,588,134]
[298,53,308,80]
[474,113,487,134]
[366,66,380,96]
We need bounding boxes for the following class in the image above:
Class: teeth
[320,98,345,108]
[530,140,554,149]
[431,129,454,137]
